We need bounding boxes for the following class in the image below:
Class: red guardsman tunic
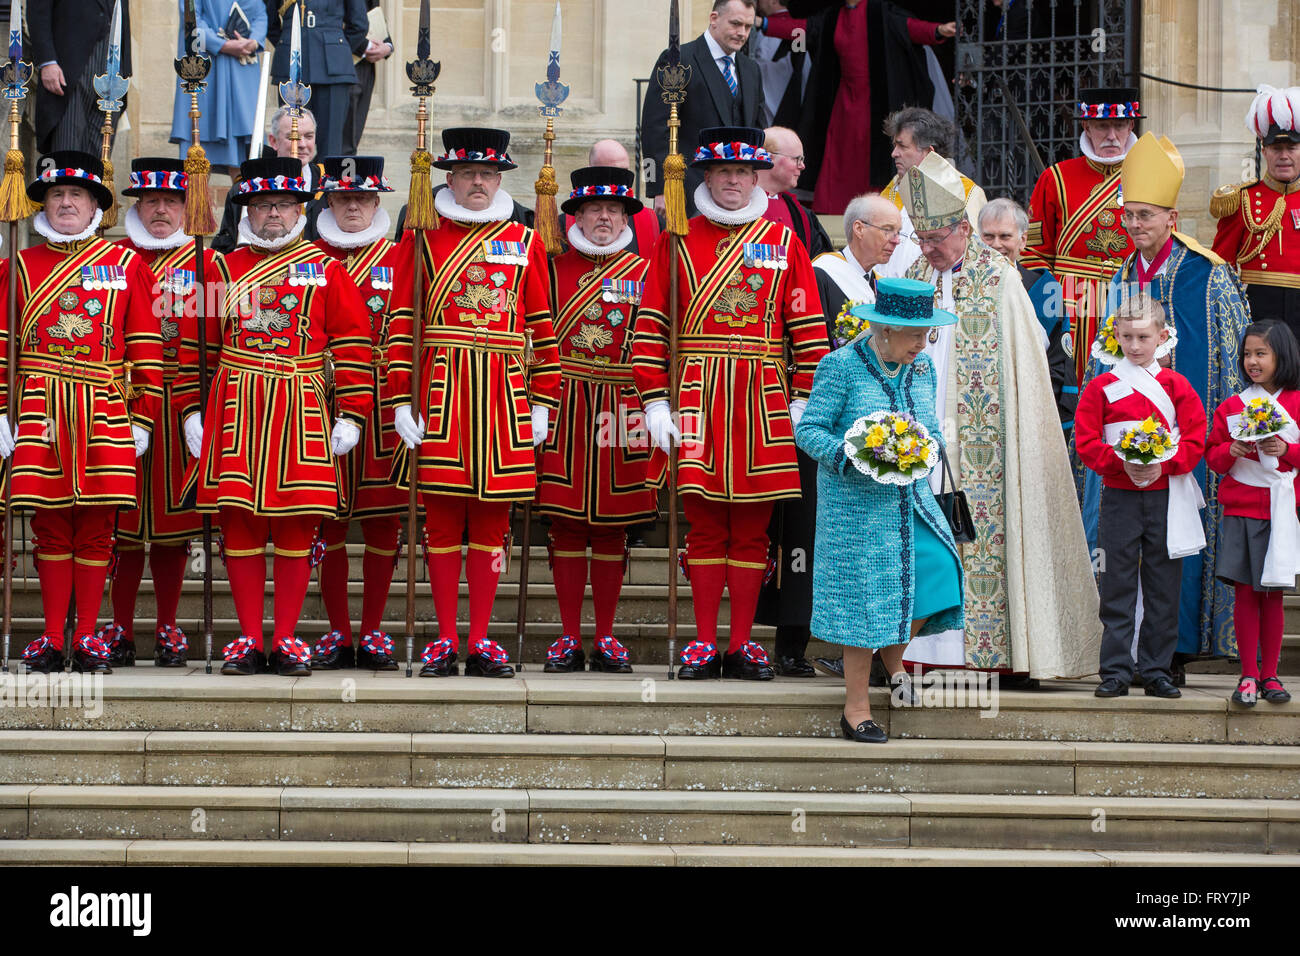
[630,216,827,501]
[1022,156,1133,382]
[537,247,656,525]
[387,219,561,501]
[0,237,164,507]
[115,238,227,541]
[315,236,405,517]
[174,236,375,516]
[1211,174,1300,322]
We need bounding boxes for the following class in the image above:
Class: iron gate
[953,0,1140,205]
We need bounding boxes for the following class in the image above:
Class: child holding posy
[1206,320,1299,706]
[1075,293,1208,699]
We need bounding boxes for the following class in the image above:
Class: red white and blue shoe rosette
[594,635,630,663]
[843,411,939,486]
[156,625,188,654]
[313,630,349,658]
[470,638,510,664]
[274,637,312,664]
[222,636,259,662]
[421,639,456,665]
[735,641,770,665]
[360,631,395,657]
[679,640,718,667]
[546,634,581,662]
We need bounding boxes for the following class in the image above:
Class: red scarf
[1136,235,1174,288]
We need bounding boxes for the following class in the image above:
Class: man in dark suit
[266,0,369,159]
[640,0,763,218]
[342,0,393,155]
[29,0,132,155]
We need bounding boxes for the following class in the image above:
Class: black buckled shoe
[21,638,64,674]
[774,655,816,678]
[419,640,459,677]
[543,636,585,673]
[1094,677,1129,698]
[357,632,399,671]
[677,640,721,680]
[465,639,515,678]
[311,631,355,670]
[98,625,135,667]
[220,637,266,676]
[840,714,888,743]
[1143,675,1181,699]
[722,642,775,681]
[1260,677,1292,703]
[153,626,189,668]
[589,636,633,673]
[812,657,845,678]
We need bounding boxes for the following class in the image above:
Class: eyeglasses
[248,200,301,214]
[771,152,806,167]
[915,224,960,248]
[1120,208,1167,225]
[858,220,901,240]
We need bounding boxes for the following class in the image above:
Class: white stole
[814,250,877,305]
[1227,386,1300,587]
[1101,358,1206,559]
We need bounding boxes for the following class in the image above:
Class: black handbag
[935,447,975,544]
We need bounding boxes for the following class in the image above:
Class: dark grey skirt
[1215,514,1285,591]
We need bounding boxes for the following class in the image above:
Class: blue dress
[795,335,963,649]
[169,0,269,167]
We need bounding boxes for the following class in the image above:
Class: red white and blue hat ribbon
[568,183,635,201]
[321,173,393,191]
[1077,101,1140,119]
[236,173,307,197]
[129,169,187,191]
[435,146,512,165]
[40,166,103,185]
[692,141,773,164]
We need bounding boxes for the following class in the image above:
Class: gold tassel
[100,156,119,229]
[663,151,688,237]
[533,163,562,255]
[407,149,440,231]
[0,149,38,222]
[183,143,217,236]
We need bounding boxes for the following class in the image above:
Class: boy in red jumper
[1075,294,1208,699]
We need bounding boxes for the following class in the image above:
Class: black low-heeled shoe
[465,652,515,678]
[108,640,136,668]
[722,647,775,681]
[774,656,816,678]
[677,656,721,680]
[419,653,458,678]
[269,650,311,677]
[543,647,585,673]
[840,714,888,743]
[1260,677,1291,704]
[220,649,266,676]
[312,643,355,670]
[812,657,844,678]
[71,649,112,675]
[357,645,398,671]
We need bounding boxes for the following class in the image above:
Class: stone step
[1,786,1296,853]
[4,837,1296,866]
[0,671,1294,743]
[0,730,1296,798]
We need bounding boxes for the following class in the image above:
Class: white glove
[394,403,425,451]
[331,418,361,456]
[645,400,682,454]
[789,399,807,428]
[0,415,14,459]
[531,405,549,447]
[132,425,150,458]
[184,413,204,459]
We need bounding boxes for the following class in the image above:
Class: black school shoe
[543,636,585,673]
[1260,678,1292,703]
[311,631,355,670]
[677,640,721,680]
[464,639,515,678]
[1143,676,1181,699]
[589,636,633,674]
[774,656,816,677]
[722,643,775,681]
[1094,678,1129,698]
[357,632,399,671]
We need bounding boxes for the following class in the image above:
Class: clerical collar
[433,187,515,224]
[35,208,103,246]
[315,206,391,249]
[237,213,307,253]
[694,183,768,226]
[1079,130,1137,168]
[1137,235,1174,287]
[566,221,633,258]
[123,204,189,251]
[1262,172,1300,195]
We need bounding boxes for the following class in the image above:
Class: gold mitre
[1120,132,1185,209]
[903,151,968,232]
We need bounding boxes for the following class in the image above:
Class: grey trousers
[1097,487,1183,682]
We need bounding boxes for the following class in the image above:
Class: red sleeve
[322,259,376,427]
[762,11,807,39]
[631,230,674,407]
[783,232,828,398]
[1205,399,1237,476]
[1280,437,1300,470]
[123,254,165,434]
[906,18,945,45]
[1074,378,1126,479]
[1163,375,1207,476]
[521,231,561,410]
[1021,167,1059,272]
[385,229,417,404]
[0,258,10,416]
[1211,206,1245,265]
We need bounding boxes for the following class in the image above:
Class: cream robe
[904,237,1101,679]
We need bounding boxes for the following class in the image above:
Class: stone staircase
[0,535,1296,866]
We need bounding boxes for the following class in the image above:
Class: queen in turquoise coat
[169,0,269,172]
[795,277,963,743]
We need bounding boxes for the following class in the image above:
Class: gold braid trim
[1209,182,1243,219]
[1237,194,1288,265]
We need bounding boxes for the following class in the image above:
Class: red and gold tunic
[537,247,656,525]
[1211,173,1300,324]
[387,219,561,502]
[174,236,374,516]
[115,238,227,541]
[0,237,164,508]
[315,236,405,518]
[630,215,828,502]
[1022,156,1133,382]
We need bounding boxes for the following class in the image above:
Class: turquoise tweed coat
[795,335,964,648]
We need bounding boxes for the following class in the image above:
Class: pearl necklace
[871,337,903,379]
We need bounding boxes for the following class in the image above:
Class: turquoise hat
[849,277,958,328]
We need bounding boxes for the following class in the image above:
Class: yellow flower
[863,433,883,449]
[893,419,909,436]
[1141,418,1157,434]
[1121,435,1132,449]
[1138,441,1151,453]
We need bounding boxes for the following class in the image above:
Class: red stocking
[1233,583,1261,680]
[149,543,188,632]
[111,547,146,641]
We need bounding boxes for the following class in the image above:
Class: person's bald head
[759,126,804,194]
[588,139,630,170]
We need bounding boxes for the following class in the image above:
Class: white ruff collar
[35,208,103,244]
[693,183,768,226]
[238,213,307,251]
[434,187,515,224]
[316,206,391,249]
[124,204,189,250]
[566,221,633,257]
[1080,131,1138,167]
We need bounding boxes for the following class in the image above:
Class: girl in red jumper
[1207,320,1300,706]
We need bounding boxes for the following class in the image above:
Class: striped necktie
[720,56,738,98]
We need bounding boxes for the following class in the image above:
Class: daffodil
[1141,418,1157,434]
